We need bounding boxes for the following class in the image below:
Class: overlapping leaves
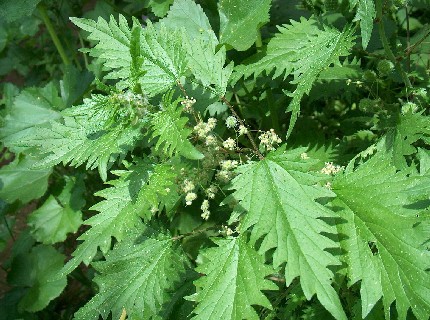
[234,17,355,136]
[60,159,177,276]
[74,228,189,320]
[15,94,145,181]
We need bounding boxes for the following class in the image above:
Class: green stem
[375,0,411,88]
[38,3,71,66]
[255,29,263,50]
[266,88,280,132]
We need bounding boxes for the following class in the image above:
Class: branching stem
[171,225,219,241]
[220,96,264,160]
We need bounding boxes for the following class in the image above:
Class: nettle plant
[1,0,430,319]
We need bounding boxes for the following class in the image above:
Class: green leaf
[28,175,85,244]
[148,0,174,17]
[0,83,62,153]
[74,228,188,320]
[150,93,203,160]
[186,38,233,97]
[162,0,217,43]
[218,0,271,51]
[228,147,347,320]
[16,94,145,181]
[353,0,376,49]
[60,160,177,276]
[0,0,42,23]
[161,0,233,97]
[333,152,430,320]
[138,21,188,96]
[0,156,52,204]
[387,112,430,170]
[234,18,355,136]
[60,65,94,108]
[190,236,277,320]
[8,245,67,312]
[70,15,136,82]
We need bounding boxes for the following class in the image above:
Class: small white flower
[300,152,309,160]
[222,225,234,236]
[150,206,159,214]
[320,162,344,175]
[180,96,196,112]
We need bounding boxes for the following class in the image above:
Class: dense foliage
[0,0,429,319]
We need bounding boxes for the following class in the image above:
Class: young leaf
[218,0,271,51]
[228,147,347,320]
[150,93,203,160]
[28,175,85,244]
[185,38,233,97]
[333,152,430,320]
[161,0,217,43]
[73,229,189,320]
[234,18,355,136]
[190,236,277,320]
[60,160,177,276]
[70,15,136,82]
[0,156,52,204]
[138,21,188,97]
[353,0,376,49]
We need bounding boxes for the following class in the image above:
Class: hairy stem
[38,3,71,66]
[375,0,411,88]
[405,5,411,73]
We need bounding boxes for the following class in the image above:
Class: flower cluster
[114,91,148,107]
[258,129,282,151]
[180,96,196,113]
[205,184,218,199]
[201,199,210,220]
[216,159,238,183]
[320,162,344,175]
[222,225,234,236]
[238,125,248,136]
[182,179,197,206]
[194,118,218,147]
[225,116,238,129]
[222,137,236,150]
[300,152,309,160]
